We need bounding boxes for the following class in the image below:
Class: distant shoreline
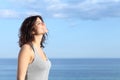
[0,57,120,59]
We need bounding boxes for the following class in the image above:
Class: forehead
[36,17,42,22]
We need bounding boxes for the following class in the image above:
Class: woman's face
[34,17,48,35]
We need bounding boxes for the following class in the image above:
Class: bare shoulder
[21,44,32,50]
[18,44,33,58]
[18,44,34,68]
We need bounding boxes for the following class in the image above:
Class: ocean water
[0,58,120,80]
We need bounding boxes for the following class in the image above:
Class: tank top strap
[29,43,48,61]
[29,43,38,60]
[29,43,35,53]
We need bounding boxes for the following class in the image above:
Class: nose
[44,25,48,33]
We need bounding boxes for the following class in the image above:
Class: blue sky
[0,0,120,58]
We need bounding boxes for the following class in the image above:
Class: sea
[0,58,120,80]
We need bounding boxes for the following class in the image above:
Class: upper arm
[17,44,32,80]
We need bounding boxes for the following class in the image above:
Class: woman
[17,15,51,80]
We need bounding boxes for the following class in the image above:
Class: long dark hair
[18,15,47,48]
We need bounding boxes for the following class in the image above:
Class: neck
[32,34,43,48]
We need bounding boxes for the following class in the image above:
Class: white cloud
[1,0,120,20]
[0,9,19,18]
[52,13,67,18]
[76,0,120,19]
[90,0,120,3]
[0,9,42,19]
[45,0,68,11]
[44,0,120,19]
[25,11,42,16]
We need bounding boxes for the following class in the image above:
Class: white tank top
[25,44,51,80]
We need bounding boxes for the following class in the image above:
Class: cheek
[37,26,45,33]
[36,26,42,31]
[35,25,48,33]
[34,26,41,33]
